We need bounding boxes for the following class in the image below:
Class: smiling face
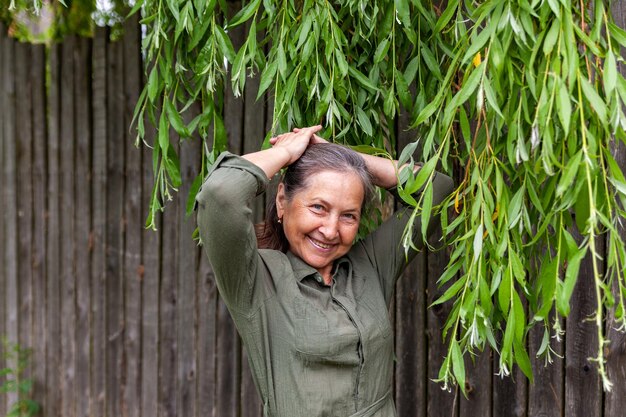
[276,170,364,282]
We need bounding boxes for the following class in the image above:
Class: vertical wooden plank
[141,106,161,417]
[528,315,564,417]
[74,36,92,417]
[240,17,265,417]
[159,187,178,417]
[459,350,492,417]
[45,41,62,417]
[197,252,217,417]
[60,35,77,417]
[91,27,108,417]
[106,36,125,417]
[394,112,428,417]
[31,43,48,415]
[216,3,245,415]
[122,16,143,417]
[0,22,17,417]
[492,363,527,417]
[427,242,459,417]
[564,238,602,417]
[176,113,200,417]
[15,40,34,374]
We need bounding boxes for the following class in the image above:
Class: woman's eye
[342,213,357,221]
[311,204,324,212]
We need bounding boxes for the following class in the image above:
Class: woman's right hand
[269,125,323,165]
[242,125,323,179]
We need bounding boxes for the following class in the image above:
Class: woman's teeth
[310,238,332,249]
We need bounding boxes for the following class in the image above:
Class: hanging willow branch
[132,0,626,394]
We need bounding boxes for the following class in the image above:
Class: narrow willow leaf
[451,339,466,393]
[256,60,277,100]
[348,66,379,93]
[395,71,412,110]
[165,99,190,137]
[398,140,418,167]
[473,224,484,262]
[604,50,617,95]
[355,107,373,137]
[556,81,572,135]
[374,37,390,64]
[499,266,512,315]
[556,246,587,316]
[158,113,170,153]
[227,0,261,29]
[462,26,493,64]
[543,19,559,55]
[431,275,468,306]
[420,45,443,80]
[420,184,433,241]
[454,65,483,108]
[407,157,437,195]
[297,13,313,49]
[434,0,457,33]
[556,150,582,197]
[215,25,235,62]
[148,66,160,103]
[608,21,626,48]
[513,339,534,382]
[186,174,203,216]
[165,146,182,188]
[483,76,503,118]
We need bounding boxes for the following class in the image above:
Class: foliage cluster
[132,0,626,393]
[0,338,39,417]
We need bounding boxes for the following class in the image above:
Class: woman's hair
[255,143,374,251]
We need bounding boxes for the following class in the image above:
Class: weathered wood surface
[1,17,626,417]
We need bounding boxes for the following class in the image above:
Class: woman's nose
[319,217,339,239]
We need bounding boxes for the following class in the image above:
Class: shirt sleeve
[358,170,454,304]
[195,152,269,312]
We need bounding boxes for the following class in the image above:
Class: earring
[277,217,282,224]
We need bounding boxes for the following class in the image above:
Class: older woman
[196,125,454,417]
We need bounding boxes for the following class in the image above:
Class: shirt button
[315,274,323,283]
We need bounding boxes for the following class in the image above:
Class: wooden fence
[1,6,626,417]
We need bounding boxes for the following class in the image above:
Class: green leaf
[434,1,457,33]
[473,223,483,262]
[226,0,261,29]
[348,66,379,93]
[420,184,433,241]
[256,61,277,100]
[355,107,373,137]
[556,80,572,135]
[158,113,170,153]
[431,275,468,306]
[604,50,617,95]
[542,19,560,55]
[556,246,587,316]
[580,75,608,122]
[165,99,190,137]
[451,339,466,392]
[374,37,390,64]
[556,150,582,197]
[215,25,235,62]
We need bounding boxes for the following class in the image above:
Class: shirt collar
[286,251,351,282]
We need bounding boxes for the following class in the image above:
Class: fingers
[270,125,323,145]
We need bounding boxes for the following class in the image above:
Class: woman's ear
[276,183,286,219]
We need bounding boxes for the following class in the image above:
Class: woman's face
[276,170,364,281]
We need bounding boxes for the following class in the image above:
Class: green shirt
[196,152,453,417]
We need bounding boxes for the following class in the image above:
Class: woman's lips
[308,236,335,250]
